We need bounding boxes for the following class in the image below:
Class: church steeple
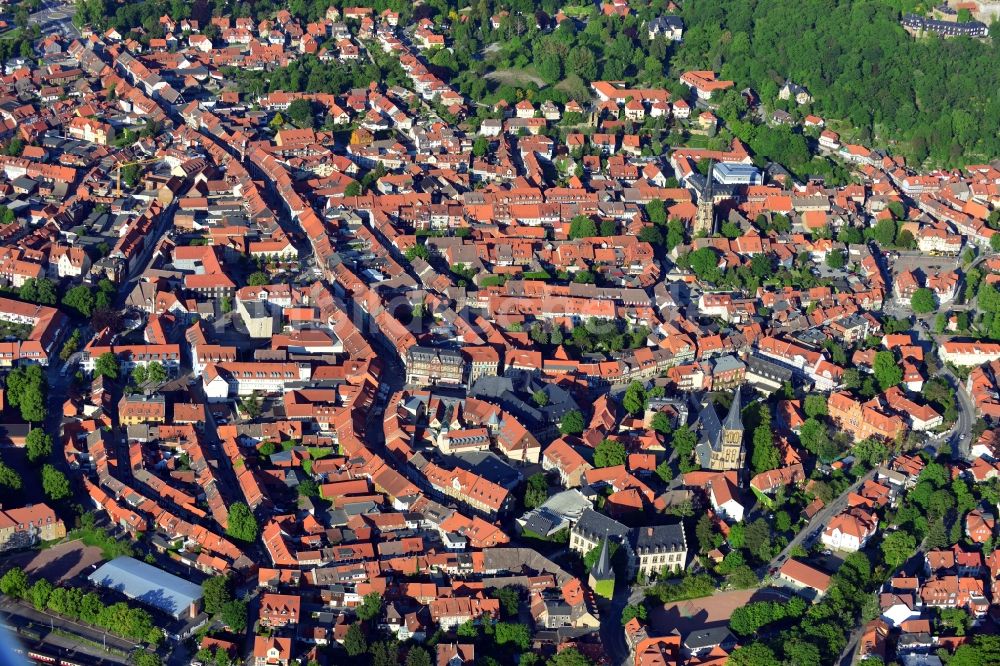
[693,159,715,236]
[723,388,743,434]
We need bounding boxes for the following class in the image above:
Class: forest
[675,0,1000,167]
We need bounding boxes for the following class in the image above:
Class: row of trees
[0,566,162,645]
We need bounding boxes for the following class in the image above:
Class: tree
[991,233,1000,252]
[803,394,828,418]
[728,642,780,666]
[202,576,233,615]
[494,622,530,650]
[0,460,22,490]
[655,459,673,483]
[799,418,837,461]
[286,98,314,127]
[825,249,846,269]
[472,137,489,157]
[131,650,161,666]
[559,410,585,435]
[247,271,269,286]
[225,502,258,543]
[490,586,521,618]
[751,423,780,474]
[41,465,70,501]
[344,181,361,197]
[532,389,549,407]
[646,199,667,225]
[650,412,672,435]
[356,592,382,621]
[568,215,598,239]
[523,473,548,509]
[881,531,916,570]
[146,361,168,385]
[621,603,647,625]
[62,285,95,318]
[873,350,903,390]
[404,244,430,261]
[25,429,52,464]
[405,646,433,666]
[94,352,120,380]
[910,287,936,314]
[5,364,46,422]
[871,218,897,247]
[28,579,53,611]
[344,623,367,655]
[594,438,627,468]
[548,649,594,666]
[0,566,28,598]
[220,599,247,633]
[622,381,647,415]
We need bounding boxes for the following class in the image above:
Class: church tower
[721,389,746,469]
[693,160,715,236]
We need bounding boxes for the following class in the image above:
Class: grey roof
[591,538,613,581]
[684,626,735,650]
[723,389,743,432]
[633,524,686,555]
[88,557,202,618]
[573,508,629,542]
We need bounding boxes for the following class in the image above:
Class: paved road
[598,584,644,666]
[760,469,876,576]
[29,0,80,40]
[912,325,975,461]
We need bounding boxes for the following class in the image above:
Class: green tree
[220,599,247,633]
[131,650,161,666]
[825,249,846,269]
[25,428,52,464]
[356,591,382,621]
[910,287,936,314]
[225,502,258,543]
[650,412,672,434]
[873,350,902,390]
[62,285,95,318]
[568,215,598,239]
[594,438,627,468]
[472,137,489,157]
[0,566,28,598]
[803,394,828,418]
[41,464,70,501]
[751,423,779,474]
[202,576,233,615]
[146,361,168,385]
[494,622,530,650]
[728,642,780,666]
[655,459,673,483]
[29,579,53,611]
[344,181,361,197]
[559,410,585,435]
[622,381,647,415]
[881,531,916,570]
[247,271,269,286]
[95,352,120,380]
[0,460,22,490]
[523,473,548,509]
[344,623,367,655]
[404,244,430,261]
[286,98,314,127]
[405,646,433,666]
[621,603,647,625]
[532,389,549,407]
[5,364,46,422]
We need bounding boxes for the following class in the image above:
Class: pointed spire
[723,388,743,432]
[593,536,613,580]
